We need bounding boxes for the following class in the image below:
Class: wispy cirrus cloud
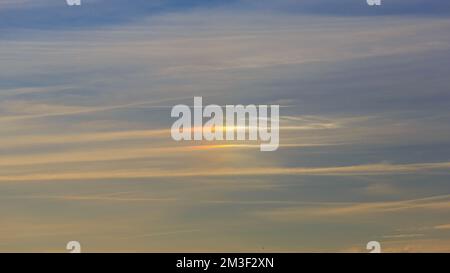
[256,194,450,222]
[2,1,450,253]
[1,161,450,182]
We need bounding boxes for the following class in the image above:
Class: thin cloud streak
[0,96,193,122]
[257,194,450,221]
[1,161,450,182]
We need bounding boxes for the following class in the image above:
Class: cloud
[257,194,450,222]
[0,0,52,10]
[242,0,450,16]
[382,234,425,239]
[1,161,450,182]
[0,129,168,148]
[0,0,234,30]
[3,192,177,203]
[1,2,450,253]
[0,96,190,122]
[434,224,450,230]
[2,0,450,32]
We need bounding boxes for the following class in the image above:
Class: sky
[1,0,450,252]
